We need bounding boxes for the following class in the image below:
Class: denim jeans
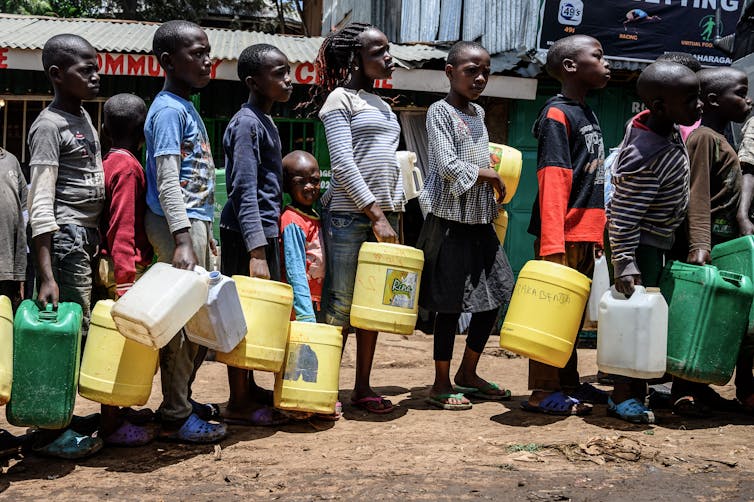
[322,210,399,327]
[145,210,211,422]
[49,224,99,335]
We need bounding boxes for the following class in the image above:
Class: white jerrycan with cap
[396,151,423,200]
[597,286,668,379]
[184,271,247,352]
[111,262,209,349]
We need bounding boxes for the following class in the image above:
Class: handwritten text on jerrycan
[514,283,572,305]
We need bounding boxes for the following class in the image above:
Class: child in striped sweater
[607,61,702,423]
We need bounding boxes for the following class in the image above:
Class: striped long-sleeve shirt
[318,87,404,213]
[608,111,690,278]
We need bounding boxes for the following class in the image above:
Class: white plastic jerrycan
[585,254,610,325]
[185,271,247,352]
[597,286,668,379]
[396,151,424,200]
[111,262,209,349]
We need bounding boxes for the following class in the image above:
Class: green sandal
[454,382,512,401]
[426,392,472,410]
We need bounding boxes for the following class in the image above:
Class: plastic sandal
[572,383,609,404]
[160,413,227,444]
[223,406,290,426]
[351,396,395,414]
[608,397,655,424]
[104,421,155,447]
[521,391,592,416]
[426,392,472,410]
[466,382,512,401]
[32,429,103,459]
[672,396,711,418]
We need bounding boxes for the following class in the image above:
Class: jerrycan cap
[208,271,222,284]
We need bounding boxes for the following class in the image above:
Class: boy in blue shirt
[144,20,226,443]
[220,43,293,425]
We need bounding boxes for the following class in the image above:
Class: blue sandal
[608,397,655,424]
[159,413,227,444]
[521,391,592,416]
[32,429,103,459]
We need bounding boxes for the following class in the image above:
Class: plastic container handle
[719,270,744,288]
[39,303,57,322]
[610,285,644,300]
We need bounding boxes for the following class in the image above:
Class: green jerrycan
[659,261,753,385]
[711,235,754,333]
[6,300,83,429]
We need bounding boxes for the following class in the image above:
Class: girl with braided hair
[317,23,402,414]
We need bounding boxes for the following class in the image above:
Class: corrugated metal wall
[322,0,539,55]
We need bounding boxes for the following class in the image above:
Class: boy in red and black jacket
[523,35,610,416]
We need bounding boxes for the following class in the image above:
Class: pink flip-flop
[351,396,394,414]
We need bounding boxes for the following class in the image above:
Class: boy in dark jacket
[608,61,702,423]
[523,35,610,416]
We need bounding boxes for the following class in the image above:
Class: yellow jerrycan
[489,143,522,204]
[493,208,508,245]
[79,300,159,407]
[0,295,12,405]
[350,242,424,335]
[216,277,293,373]
[500,260,591,368]
[274,322,343,414]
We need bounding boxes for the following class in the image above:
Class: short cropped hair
[104,93,147,140]
[637,61,698,104]
[152,20,204,59]
[655,52,702,73]
[698,67,747,97]
[545,35,598,79]
[237,44,285,81]
[42,34,95,73]
[447,41,488,66]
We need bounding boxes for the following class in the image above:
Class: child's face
[357,29,394,81]
[247,51,293,103]
[663,75,703,127]
[286,161,321,208]
[571,39,611,90]
[446,47,491,101]
[715,73,752,124]
[166,28,212,90]
[53,45,100,101]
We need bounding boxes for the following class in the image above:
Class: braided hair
[299,22,374,115]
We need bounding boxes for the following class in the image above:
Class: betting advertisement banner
[538,0,745,66]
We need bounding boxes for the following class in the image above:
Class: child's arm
[685,133,714,265]
[426,105,505,202]
[27,120,61,306]
[320,101,397,243]
[739,167,754,236]
[282,224,316,323]
[226,115,270,278]
[151,107,198,270]
[609,157,660,296]
[535,107,573,261]
[107,167,140,297]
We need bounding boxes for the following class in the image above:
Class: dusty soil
[2,332,754,501]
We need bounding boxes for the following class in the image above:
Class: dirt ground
[2,332,754,501]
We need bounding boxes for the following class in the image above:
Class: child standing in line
[313,23,403,414]
[674,67,753,416]
[220,43,292,426]
[0,147,26,311]
[96,93,155,446]
[144,20,226,443]
[27,34,105,459]
[608,61,702,423]
[524,35,611,416]
[417,41,514,410]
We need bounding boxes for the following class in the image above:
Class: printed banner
[538,0,745,66]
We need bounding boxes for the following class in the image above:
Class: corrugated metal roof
[0,14,446,64]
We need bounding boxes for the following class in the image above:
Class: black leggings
[433,309,498,361]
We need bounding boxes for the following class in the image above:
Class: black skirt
[417,213,514,314]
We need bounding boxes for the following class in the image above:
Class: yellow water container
[274,322,343,414]
[500,260,591,368]
[489,143,522,204]
[350,243,424,335]
[0,295,12,405]
[216,277,293,372]
[493,208,508,245]
[79,300,158,407]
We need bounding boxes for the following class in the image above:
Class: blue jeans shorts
[322,210,399,327]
